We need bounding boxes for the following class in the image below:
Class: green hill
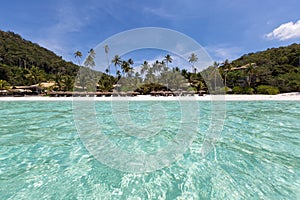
[220,43,300,93]
[0,30,79,88]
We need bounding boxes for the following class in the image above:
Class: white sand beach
[0,93,299,101]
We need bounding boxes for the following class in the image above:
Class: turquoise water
[0,101,299,199]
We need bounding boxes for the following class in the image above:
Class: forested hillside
[219,43,300,93]
[0,30,79,88]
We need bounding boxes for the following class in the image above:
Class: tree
[104,45,110,74]
[212,61,219,91]
[181,69,189,79]
[246,63,256,87]
[164,54,172,68]
[25,66,45,85]
[153,60,163,74]
[84,49,96,68]
[128,58,134,67]
[74,51,82,66]
[223,59,232,91]
[0,79,9,89]
[116,70,121,80]
[121,59,134,77]
[127,58,134,77]
[141,61,149,76]
[98,73,115,92]
[188,53,198,73]
[112,55,122,77]
[61,75,75,91]
[194,80,205,92]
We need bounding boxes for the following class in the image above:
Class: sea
[0,100,299,199]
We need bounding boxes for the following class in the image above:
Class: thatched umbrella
[132,92,139,96]
[95,92,102,97]
[102,91,112,97]
[187,91,195,96]
[112,91,119,97]
[164,91,173,96]
[126,91,134,96]
[119,92,126,97]
[173,91,180,96]
[150,91,157,96]
[198,90,206,96]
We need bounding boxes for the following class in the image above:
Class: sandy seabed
[0,93,299,101]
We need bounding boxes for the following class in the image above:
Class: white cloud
[143,7,177,20]
[266,19,300,41]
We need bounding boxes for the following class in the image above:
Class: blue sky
[1,0,300,65]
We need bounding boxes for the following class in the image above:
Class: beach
[0,93,299,101]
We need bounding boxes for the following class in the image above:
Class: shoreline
[0,94,299,101]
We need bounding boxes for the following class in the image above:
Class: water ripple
[0,101,299,199]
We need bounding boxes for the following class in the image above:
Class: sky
[1,0,300,66]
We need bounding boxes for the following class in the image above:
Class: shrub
[0,79,10,90]
[135,83,167,94]
[256,85,280,95]
[187,87,197,92]
[244,87,254,94]
[233,86,243,94]
[232,86,254,94]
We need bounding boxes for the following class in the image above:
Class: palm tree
[145,67,155,84]
[74,51,82,66]
[164,54,172,68]
[188,53,198,73]
[121,61,128,76]
[112,55,122,77]
[116,70,121,80]
[127,68,134,78]
[121,59,134,77]
[0,79,9,89]
[223,59,231,91]
[246,63,256,87]
[141,61,149,76]
[25,66,45,85]
[104,45,110,74]
[128,58,134,67]
[84,49,96,68]
[181,69,189,79]
[62,76,75,91]
[195,80,205,92]
[153,60,159,74]
[212,61,219,91]
[127,58,134,77]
